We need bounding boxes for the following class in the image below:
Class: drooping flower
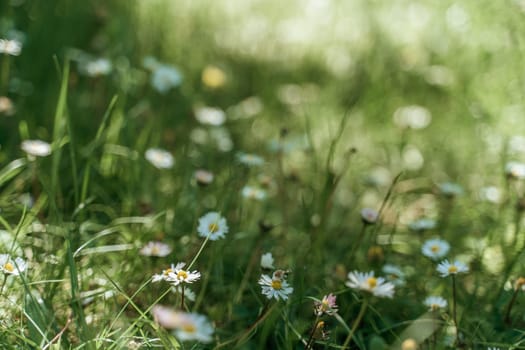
[422,238,450,260]
[165,262,201,286]
[145,148,174,169]
[139,241,172,257]
[314,293,338,316]
[260,252,274,269]
[345,271,395,298]
[360,208,379,225]
[436,259,469,277]
[241,186,267,200]
[197,212,228,240]
[21,140,52,157]
[424,296,447,311]
[0,38,22,56]
[0,255,27,276]
[258,270,293,301]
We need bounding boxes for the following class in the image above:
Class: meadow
[1,0,525,349]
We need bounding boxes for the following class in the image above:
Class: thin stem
[0,274,8,297]
[342,298,369,349]
[305,315,320,349]
[504,286,520,325]
[452,275,460,347]
[180,285,185,310]
[187,234,210,270]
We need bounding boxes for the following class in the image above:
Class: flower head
[0,96,15,115]
[150,64,183,94]
[382,264,406,286]
[314,293,338,316]
[424,296,447,311]
[422,238,450,260]
[0,38,22,56]
[197,212,228,240]
[152,264,176,283]
[202,65,226,89]
[505,161,525,180]
[165,262,201,286]
[21,140,51,157]
[408,218,436,232]
[393,105,431,130]
[346,271,395,298]
[194,106,226,126]
[258,270,293,301]
[241,186,267,201]
[260,252,274,269]
[0,255,27,276]
[360,208,379,224]
[152,306,214,343]
[436,259,469,277]
[194,169,214,186]
[83,58,112,77]
[140,241,172,257]
[236,152,264,167]
[438,182,463,197]
[145,148,174,169]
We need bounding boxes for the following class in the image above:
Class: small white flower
[0,255,27,276]
[408,218,436,231]
[424,296,447,311]
[360,208,379,224]
[21,140,52,157]
[479,186,502,204]
[0,96,15,115]
[346,271,395,298]
[505,161,525,180]
[194,106,226,126]
[165,262,201,286]
[436,259,469,277]
[382,264,405,286]
[258,271,294,301]
[260,252,274,269]
[84,58,112,77]
[241,186,267,200]
[422,238,450,260]
[139,241,172,257]
[237,152,264,167]
[438,182,463,197]
[151,64,182,94]
[194,169,214,186]
[0,38,22,56]
[152,306,214,343]
[393,105,431,129]
[145,148,174,169]
[197,212,228,240]
[152,264,176,282]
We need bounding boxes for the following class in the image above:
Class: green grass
[1,0,525,349]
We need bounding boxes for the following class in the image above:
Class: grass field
[1,0,525,349]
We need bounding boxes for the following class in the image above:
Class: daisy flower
[145,148,174,169]
[424,296,447,311]
[152,306,214,343]
[197,212,228,240]
[241,186,267,200]
[314,293,338,316]
[83,58,112,77]
[194,106,226,126]
[151,64,183,94]
[422,238,450,260]
[393,105,431,130]
[152,264,176,282]
[21,140,52,157]
[139,241,172,257]
[0,38,22,56]
[260,252,274,269]
[382,264,406,286]
[0,255,27,276]
[436,259,469,277]
[258,270,293,301]
[165,262,201,286]
[360,208,379,224]
[408,218,436,232]
[346,271,395,298]
[236,152,264,167]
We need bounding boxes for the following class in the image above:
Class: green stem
[452,275,460,346]
[187,234,210,270]
[305,316,320,349]
[342,299,369,349]
[504,286,520,325]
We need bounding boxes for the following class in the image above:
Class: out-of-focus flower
[505,161,525,180]
[401,338,418,350]
[436,259,469,277]
[260,252,274,269]
[194,169,214,186]
[145,148,174,169]
[393,105,431,129]
[194,106,226,126]
[146,59,182,94]
[21,140,51,157]
[241,186,267,200]
[438,182,464,197]
[514,277,525,291]
[346,271,395,298]
[237,152,264,167]
[382,264,406,286]
[139,241,172,257]
[422,238,450,260]
[0,96,15,115]
[259,270,293,301]
[83,58,112,77]
[408,218,437,232]
[0,38,22,56]
[152,305,214,343]
[424,296,447,311]
[229,96,263,119]
[314,293,338,316]
[0,254,27,276]
[479,186,502,203]
[202,65,226,88]
[360,208,379,225]
[197,212,228,240]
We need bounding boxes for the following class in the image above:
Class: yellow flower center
[448,265,458,273]
[431,245,439,253]
[430,304,439,311]
[177,270,188,280]
[208,223,219,233]
[151,246,159,255]
[4,262,13,273]
[182,323,196,333]
[271,279,282,290]
[367,277,377,289]
[163,268,173,276]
